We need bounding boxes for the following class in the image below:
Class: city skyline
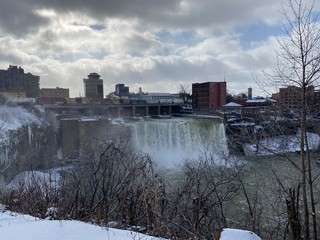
[0,0,319,97]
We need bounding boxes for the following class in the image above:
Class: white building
[141,93,183,104]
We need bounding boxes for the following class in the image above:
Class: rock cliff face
[0,104,58,183]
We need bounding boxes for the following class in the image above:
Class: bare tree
[270,0,320,239]
[165,153,243,239]
[178,84,191,105]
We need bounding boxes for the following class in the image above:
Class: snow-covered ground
[243,132,320,156]
[0,204,261,240]
[6,168,61,190]
[0,205,163,240]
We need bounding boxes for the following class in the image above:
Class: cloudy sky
[0,0,319,97]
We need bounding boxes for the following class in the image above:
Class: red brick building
[192,82,227,111]
[41,87,69,98]
[278,85,314,109]
[37,87,69,104]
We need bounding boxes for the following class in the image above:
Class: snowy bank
[0,207,164,240]
[243,132,320,156]
[0,205,262,240]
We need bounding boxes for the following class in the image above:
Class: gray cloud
[0,1,49,37]
[1,0,283,37]
[1,0,310,98]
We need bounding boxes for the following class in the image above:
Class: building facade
[41,87,69,98]
[0,65,40,98]
[115,84,129,97]
[192,82,227,111]
[278,85,314,109]
[37,87,70,104]
[83,73,103,99]
[141,93,182,104]
[248,87,253,99]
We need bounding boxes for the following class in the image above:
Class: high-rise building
[192,82,227,111]
[0,65,40,98]
[83,73,103,99]
[115,84,129,97]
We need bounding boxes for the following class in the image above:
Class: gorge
[1,104,320,239]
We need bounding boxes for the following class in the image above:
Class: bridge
[44,103,182,117]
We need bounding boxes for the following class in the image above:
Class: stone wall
[61,118,131,159]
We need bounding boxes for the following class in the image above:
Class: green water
[229,153,320,237]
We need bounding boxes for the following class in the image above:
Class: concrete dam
[61,116,227,167]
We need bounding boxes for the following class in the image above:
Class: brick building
[37,87,70,104]
[0,65,40,98]
[41,87,69,98]
[192,82,227,111]
[278,85,314,109]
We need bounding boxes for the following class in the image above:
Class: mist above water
[129,118,228,168]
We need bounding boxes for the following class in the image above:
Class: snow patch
[110,117,125,124]
[0,105,41,144]
[220,228,261,240]
[0,210,165,240]
[7,170,61,190]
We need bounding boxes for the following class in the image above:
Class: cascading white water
[129,118,228,168]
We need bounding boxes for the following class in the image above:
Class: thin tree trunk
[286,188,301,240]
[305,136,317,240]
[301,87,310,240]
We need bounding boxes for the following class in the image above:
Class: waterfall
[129,118,228,168]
